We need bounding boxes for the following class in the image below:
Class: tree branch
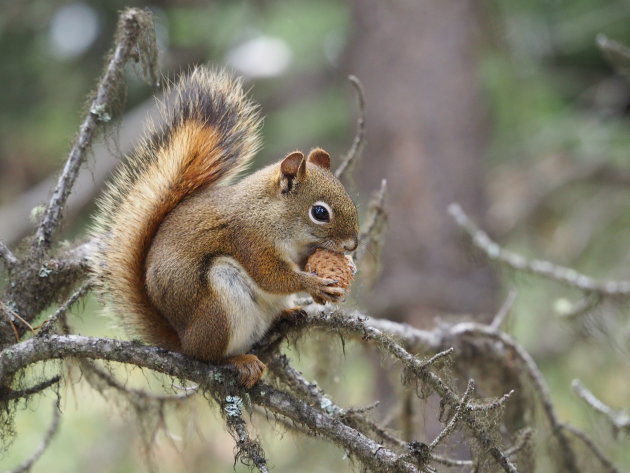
[37,283,91,337]
[572,379,630,433]
[429,379,474,450]
[33,8,157,255]
[354,178,387,265]
[252,384,417,473]
[447,323,578,471]
[561,423,621,473]
[0,334,418,472]
[335,75,366,181]
[0,376,61,402]
[449,203,630,297]
[221,395,269,473]
[0,241,17,269]
[491,289,517,330]
[295,306,519,473]
[6,399,61,473]
[332,311,608,472]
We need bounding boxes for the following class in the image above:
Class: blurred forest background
[2,0,630,472]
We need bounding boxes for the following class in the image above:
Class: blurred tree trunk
[346,0,498,322]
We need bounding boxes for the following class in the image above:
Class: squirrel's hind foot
[224,354,266,389]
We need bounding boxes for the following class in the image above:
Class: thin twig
[450,323,579,472]
[430,379,475,450]
[420,348,453,369]
[83,359,196,403]
[354,179,387,265]
[33,8,156,254]
[345,401,380,416]
[0,241,18,268]
[449,203,630,297]
[503,428,533,457]
[0,302,34,333]
[429,454,472,467]
[469,390,514,412]
[0,303,20,342]
[1,376,61,402]
[491,289,517,330]
[7,310,34,333]
[335,75,366,181]
[572,379,630,432]
[561,423,621,473]
[38,283,91,337]
[6,399,61,473]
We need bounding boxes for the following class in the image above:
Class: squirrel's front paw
[300,272,345,304]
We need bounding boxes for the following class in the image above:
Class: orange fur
[90,68,261,348]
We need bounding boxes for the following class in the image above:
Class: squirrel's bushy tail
[90,67,262,348]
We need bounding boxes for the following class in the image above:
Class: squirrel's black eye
[310,202,331,224]
[311,205,329,222]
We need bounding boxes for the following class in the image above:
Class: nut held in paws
[305,248,356,293]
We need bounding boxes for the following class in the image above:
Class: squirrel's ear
[280,151,306,193]
[307,148,330,169]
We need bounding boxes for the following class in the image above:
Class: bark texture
[346,0,497,320]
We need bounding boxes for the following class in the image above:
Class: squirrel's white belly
[207,256,290,356]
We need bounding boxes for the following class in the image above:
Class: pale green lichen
[224,395,243,417]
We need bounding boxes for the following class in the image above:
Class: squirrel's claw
[301,272,346,304]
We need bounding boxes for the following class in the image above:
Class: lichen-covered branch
[0,333,420,473]
[429,379,475,450]
[503,428,533,458]
[331,310,608,472]
[354,312,580,471]
[221,395,269,473]
[3,242,91,336]
[448,322,578,471]
[251,383,418,473]
[2,313,524,473]
[295,306,519,473]
[33,8,157,254]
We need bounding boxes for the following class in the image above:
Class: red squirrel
[90,67,359,388]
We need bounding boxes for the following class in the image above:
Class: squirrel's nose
[343,236,358,252]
